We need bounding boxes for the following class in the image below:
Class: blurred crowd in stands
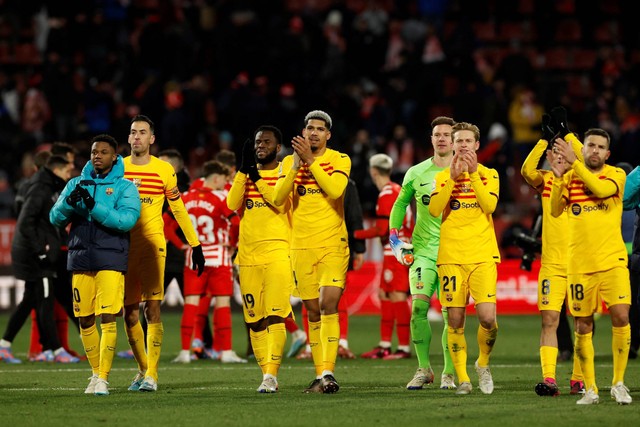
[1,0,639,251]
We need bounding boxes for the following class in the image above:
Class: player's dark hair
[254,125,283,145]
[91,134,118,151]
[157,148,184,169]
[34,151,52,169]
[46,155,70,171]
[51,142,76,157]
[202,160,229,178]
[215,149,236,168]
[131,114,155,134]
[431,116,455,128]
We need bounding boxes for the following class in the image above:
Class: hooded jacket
[50,155,140,272]
[11,167,67,280]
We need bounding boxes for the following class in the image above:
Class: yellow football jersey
[275,148,350,249]
[430,164,501,265]
[123,155,199,247]
[550,163,627,274]
[520,137,584,266]
[227,167,292,265]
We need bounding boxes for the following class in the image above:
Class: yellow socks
[575,331,596,394]
[476,324,498,367]
[125,321,147,373]
[308,320,323,376]
[448,326,470,383]
[540,345,558,380]
[250,329,268,374]
[265,323,286,376]
[99,322,117,381]
[146,322,163,381]
[321,313,340,374]
[80,324,100,375]
[611,324,630,384]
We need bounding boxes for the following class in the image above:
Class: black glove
[247,165,261,183]
[541,114,556,143]
[191,244,205,277]
[239,139,256,174]
[66,187,83,206]
[550,106,571,138]
[75,185,95,210]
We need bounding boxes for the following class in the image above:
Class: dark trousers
[2,277,61,351]
[630,269,639,354]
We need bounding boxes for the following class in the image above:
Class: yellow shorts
[438,262,497,308]
[125,235,166,305]
[538,263,568,312]
[239,259,294,323]
[290,245,349,300]
[568,266,631,317]
[72,270,124,317]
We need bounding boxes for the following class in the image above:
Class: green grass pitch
[0,310,637,426]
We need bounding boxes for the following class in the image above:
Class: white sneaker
[440,373,457,390]
[94,378,109,396]
[257,375,278,393]
[406,367,434,390]
[611,382,632,405]
[220,350,247,364]
[85,374,99,394]
[456,381,472,395]
[577,386,599,405]
[172,350,191,364]
[475,361,494,394]
[139,376,158,392]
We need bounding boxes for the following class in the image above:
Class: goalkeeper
[388,116,456,390]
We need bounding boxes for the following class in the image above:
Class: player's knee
[411,299,429,317]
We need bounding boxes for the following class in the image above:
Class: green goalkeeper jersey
[389,157,445,261]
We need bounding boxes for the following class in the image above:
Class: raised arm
[308,154,350,200]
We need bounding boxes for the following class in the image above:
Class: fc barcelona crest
[106,188,114,195]
[132,178,142,188]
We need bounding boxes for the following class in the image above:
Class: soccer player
[429,121,500,395]
[122,114,205,392]
[549,127,632,405]
[520,108,585,397]
[50,134,140,395]
[173,160,244,364]
[389,116,456,390]
[273,110,351,394]
[356,154,413,360]
[227,125,294,392]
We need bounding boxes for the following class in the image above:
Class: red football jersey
[182,187,238,267]
[354,181,413,256]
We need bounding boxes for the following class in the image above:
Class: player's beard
[259,150,277,165]
[585,156,604,171]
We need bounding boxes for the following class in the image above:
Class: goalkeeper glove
[389,228,414,266]
[191,244,205,277]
